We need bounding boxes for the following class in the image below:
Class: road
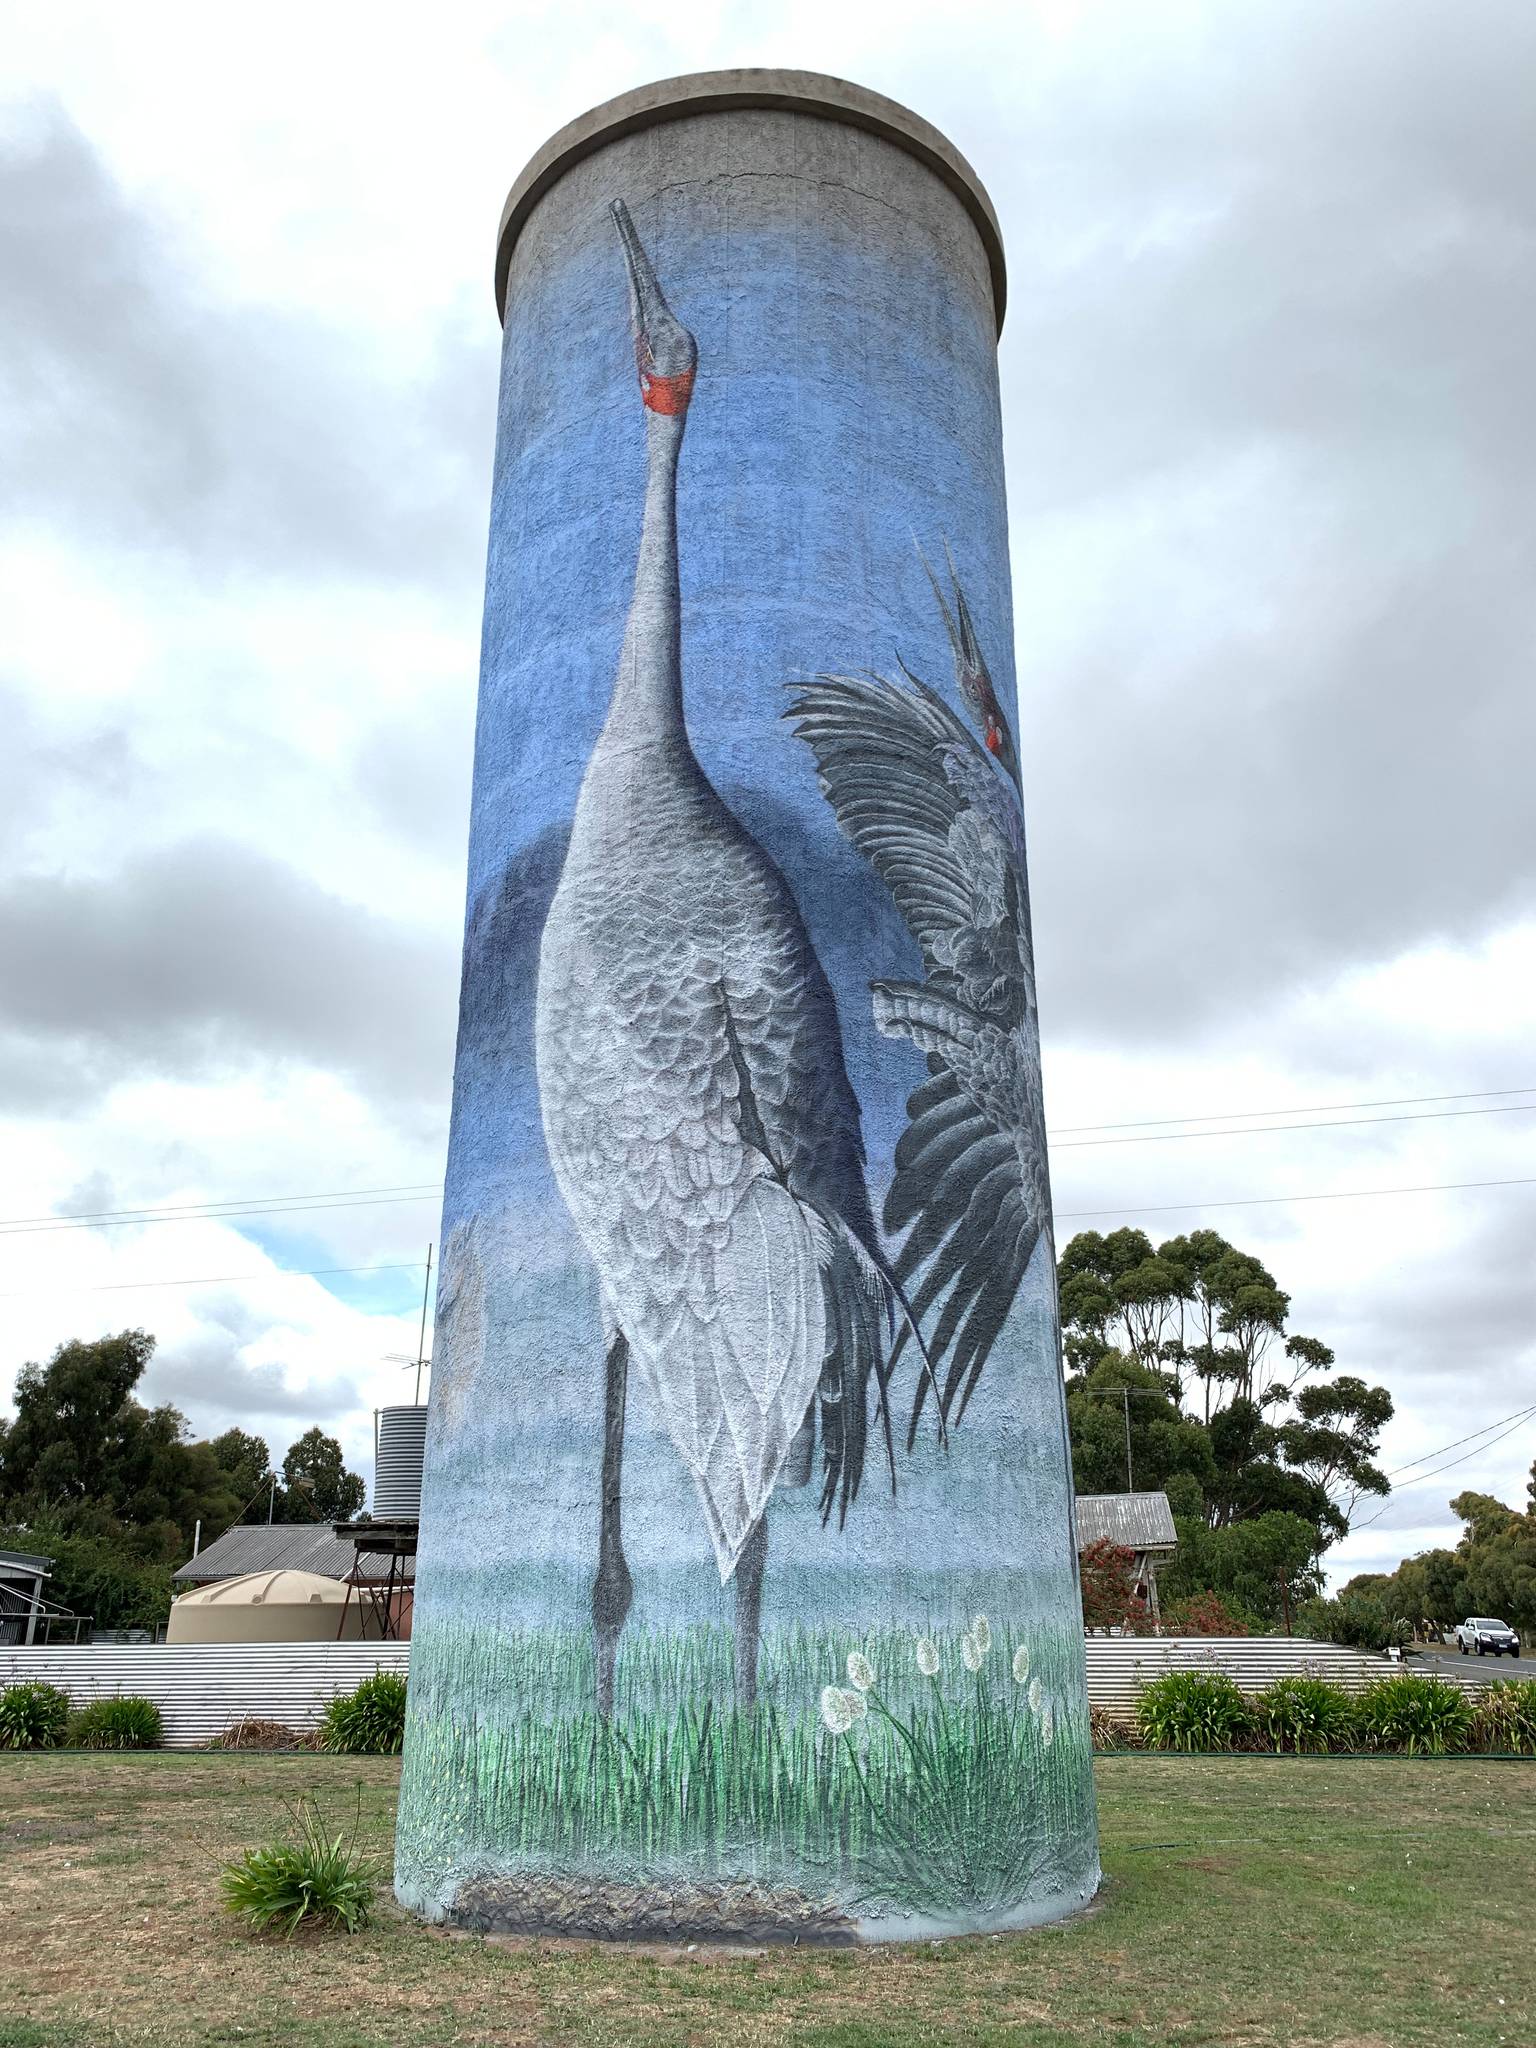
[1409,1643,1536,1682]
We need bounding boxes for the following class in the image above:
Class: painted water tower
[397,68,1099,1940]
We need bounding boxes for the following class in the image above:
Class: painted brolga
[535,202,918,1715]
[787,551,1052,1450]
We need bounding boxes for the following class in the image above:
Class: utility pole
[1122,1387,1134,1493]
[267,1473,277,1525]
[413,1244,434,1404]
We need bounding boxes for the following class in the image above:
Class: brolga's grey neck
[597,200,699,760]
[602,406,687,752]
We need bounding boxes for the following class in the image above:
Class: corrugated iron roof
[173,1523,411,1585]
[0,1548,52,1576]
[1075,1491,1178,1552]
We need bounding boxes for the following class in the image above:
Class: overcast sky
[1,1,1530,1583]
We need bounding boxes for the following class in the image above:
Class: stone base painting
[396,72,1101,1940]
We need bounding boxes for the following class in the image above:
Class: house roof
[0,1548,52,1578]
[1076,1491,1178,1553]
[173,1523,411,1586]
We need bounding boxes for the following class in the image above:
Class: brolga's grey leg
[734,1510,768,1708]
[593,1331,633,1720]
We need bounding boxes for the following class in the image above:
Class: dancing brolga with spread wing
[535,202,924,1715]
[787,552,1052,1451]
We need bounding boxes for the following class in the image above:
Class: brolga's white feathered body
[534,202,897,1712]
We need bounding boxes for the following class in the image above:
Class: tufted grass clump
[68,1695,162,1750]
[1255,1676,1359,1753]
[0,1681,71,1750]
[1135,1671,1252,1752]
[1469,1678,1536,1756]
[318,1671,407,1755]
[1355,1673,1472,1755]
[221,1794,377,1937]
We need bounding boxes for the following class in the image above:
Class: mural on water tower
[397,184,1099,1940]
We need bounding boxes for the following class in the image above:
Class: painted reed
[396,1617,1097,1918]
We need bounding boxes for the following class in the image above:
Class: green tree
[0,1331,246,1546]
[1059,1230,1391,1541]
[1065,1353,1216,1500]
[278,1428,365,1523]
[0,1331,157,1509]
[1161,1511,1323,1630]
[1278,1377,1392,1522]
[207,1429,276,1519]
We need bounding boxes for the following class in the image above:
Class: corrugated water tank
[373,1406,429,1518]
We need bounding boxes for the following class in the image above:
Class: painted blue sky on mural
[414,154,1072,1634]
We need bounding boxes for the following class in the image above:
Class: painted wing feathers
[787,670,1051,1439]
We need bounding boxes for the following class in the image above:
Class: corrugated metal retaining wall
[0,1643,410,1748]
[1082,1636,1396,1713]
[0,1636,1415,1748]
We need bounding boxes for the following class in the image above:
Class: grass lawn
[0,1754,1532,2048]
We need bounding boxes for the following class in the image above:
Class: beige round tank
[167,1569,366,1643]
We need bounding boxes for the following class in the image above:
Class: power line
[0,1182,442,1231]
[1053,1103,1536,1151]
[3,1084,1530,1238]
[1381,1404,1536,1483]
[1350,1412,1536,1529]
[1052,1084,1536,1137]
[0,1261,430,1301]
[0,1191,443,1238]
[1054,1174,1536,1221]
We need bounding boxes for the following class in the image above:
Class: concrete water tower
[398,68,1098,1940]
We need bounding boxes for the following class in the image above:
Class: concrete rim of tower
[494,68,1007,335]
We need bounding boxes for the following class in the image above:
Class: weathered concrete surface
[494,68,1007,330]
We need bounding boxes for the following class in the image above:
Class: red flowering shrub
[1159,1591,1251,1637]
[1079,1538,1150,1634]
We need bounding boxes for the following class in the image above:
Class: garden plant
[319,1670,408,1755]
[221,1793,377,1937]
[1354,1672,1474,1755]
[1470,1678,1536,1755]
[1134,1671,1253,1752]
[0,1679,71,1750]
[1255,1675,1360,1753]
[67,1695,163,1749]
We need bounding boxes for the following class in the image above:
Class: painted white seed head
[972,1615,992,1654]
[915,1636,940,1678]
[1012,1645,1030,1685]
[820,1685,854,1735]
[1028,1677,1043,1713]
[1041,1700,1055,1748]
[846,1651,875,1693]
[843,1689,868,1722]
[961,1631,983,1673]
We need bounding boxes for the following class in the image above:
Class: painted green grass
[396,1616,1097,1919]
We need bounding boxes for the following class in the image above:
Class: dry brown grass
[0,1753,1532,2047]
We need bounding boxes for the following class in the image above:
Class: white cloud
[2,0,1531,1577]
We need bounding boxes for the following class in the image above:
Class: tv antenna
[383,1242,433,1404]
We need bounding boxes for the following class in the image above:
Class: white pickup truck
[1454,1615,1522,1657]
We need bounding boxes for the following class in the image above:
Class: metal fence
[1082,1635,1395,1713]
[0,1643,410,1748]
[0,1634,1416,1748]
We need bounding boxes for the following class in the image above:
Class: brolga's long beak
[610,198,697,416]
[915,538,1021,790]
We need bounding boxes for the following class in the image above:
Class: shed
[167,1569,368,1644]
[174,1523,372,1587]
[0,1549,51,1646]
[1075,1492,1179,1619]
